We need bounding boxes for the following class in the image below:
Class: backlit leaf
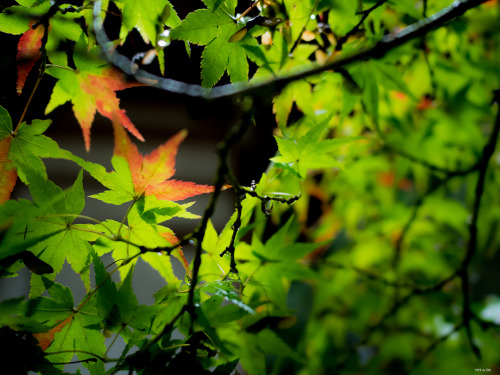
[111,121,220,202]
[46,54,144,151]
[16,22,44,94]
[170,7,256,87]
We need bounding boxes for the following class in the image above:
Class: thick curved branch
[92,0,488,100]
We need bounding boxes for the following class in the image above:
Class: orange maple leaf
[46,61,144,151]
[112,121,227,201]
[75,68,145,151]
[0,136,17,203]
[17,23,142,151]
[16,22,44,95]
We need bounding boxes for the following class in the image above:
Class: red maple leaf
[16,22,44,95]
[112,121,227,201]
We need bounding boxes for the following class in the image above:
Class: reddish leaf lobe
[77,68,144,151]
[159,231,192,278]
[113,122,222,201]
[16,23,44,95]
[34,315,73,351]
[0,136,17,203]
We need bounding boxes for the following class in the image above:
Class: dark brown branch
[219,186,243,273]
[92,0,489,100]
[325,261,418,289]
[242,186,301,212]
[389,116,496,269]
[186,111,252,318]
[383,144,475,176]
[457,92,500,359]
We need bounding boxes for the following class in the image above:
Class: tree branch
[409,322,463,372]
[457,91,500,359]
[92,0,488,100]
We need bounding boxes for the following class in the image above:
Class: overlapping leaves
[170,1,257,87]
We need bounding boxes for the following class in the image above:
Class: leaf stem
[44,349,109,363]
[118,198,138,235]
[289,0,319,54]
[36,213,114,235]
[104,325,125,357]
[14,70,43,134]
[45,63,78,72]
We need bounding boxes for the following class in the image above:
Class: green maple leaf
[92,252,158,340]
[28,278,105,367]
[91,202,185,284]
[271,115,366,177]
[7,119,78,181]
[0,297,46,333]
[0,107,129,205]
[170,6,257,87]
[119,0,180,44]
[237,216,325,308]
[117,0,181,74]
[23,167,94,296]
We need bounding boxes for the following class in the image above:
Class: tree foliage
[0,0,499,374]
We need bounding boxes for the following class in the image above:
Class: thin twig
[409,322,463,371]
[335,270,459,371]
[187,111,252,317]
[335,0,389,51]
[289,0,320,54]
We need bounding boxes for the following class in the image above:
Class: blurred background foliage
[0,0,499,374]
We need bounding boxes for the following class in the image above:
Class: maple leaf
[112,121,223,201]
[170,6,257,87]
[159,231,191,278]
[16,22,44,95]
[0,134,17,204]
[29,279,105,363]
[46,60,144,151]
[0,106,17,203]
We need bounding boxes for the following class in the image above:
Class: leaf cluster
[1,0,500,374]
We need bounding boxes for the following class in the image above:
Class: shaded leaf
[0,106,17,203]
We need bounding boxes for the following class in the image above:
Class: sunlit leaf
[46,53,144,151]
[16,22,44,94]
